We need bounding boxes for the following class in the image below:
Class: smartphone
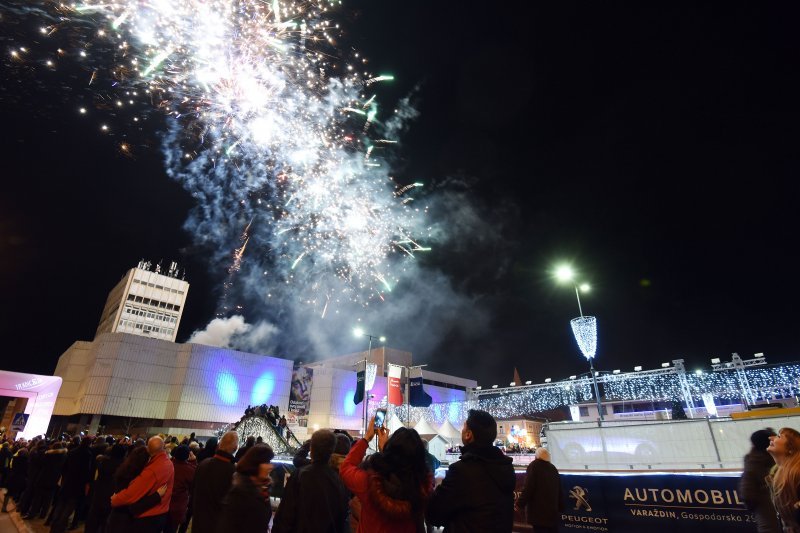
[374,409,387,429]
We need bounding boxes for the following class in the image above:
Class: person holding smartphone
[339,412,433,532]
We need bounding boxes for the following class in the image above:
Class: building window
[579,406,589,417]
[135,296,143,303]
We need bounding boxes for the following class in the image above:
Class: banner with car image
[512,471,753,532]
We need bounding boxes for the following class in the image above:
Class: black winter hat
[751,428,776,450]
[172,445,191,462]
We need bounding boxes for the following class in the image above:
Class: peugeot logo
[569,486,592,512]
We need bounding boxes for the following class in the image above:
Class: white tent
[438,419,462,445]
[425,434,450,465]
[413,418,439,437]
[386,412,405,433]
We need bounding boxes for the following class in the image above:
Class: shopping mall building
[50,263,475,438]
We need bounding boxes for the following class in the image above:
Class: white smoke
[188,315,279,354]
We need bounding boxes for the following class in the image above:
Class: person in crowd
[49,436,94,533]
[293,439,312,469]
[272,429,349,533]
[216,444,275,533]
[110,436,174,532]
[195,437,217,464]
[0,442,12,488]
[340,417,433,533]
[768,427,800,531]
[278,416,287,437]
[2,447,28,512]
[84,443,126,533]
[165,445,196,533]
[515,447,563,533]
[18,440,47,516]
[235,435,256,462]
[421,440,441,533]
[426,409,516,532]
[741,428,781,533]
[24,441,68,520]
[192,431,239,533]
[107,446,167,533]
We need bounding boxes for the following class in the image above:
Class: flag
[353,369,365,405]
[409,368,433,407]
[388,364,403,406]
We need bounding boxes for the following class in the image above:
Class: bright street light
[555,264,574,282]
[353,327,364,337]
[555,262,602,420]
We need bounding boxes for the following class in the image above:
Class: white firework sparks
[57,0,429,313]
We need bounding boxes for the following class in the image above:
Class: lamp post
[555,265,603,421]
[354,328,386,436]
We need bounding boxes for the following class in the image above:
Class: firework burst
[13,0,428,316]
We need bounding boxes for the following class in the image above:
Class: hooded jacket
[39,447,68,489]
[426,442,516,532]
[340,438,433,533]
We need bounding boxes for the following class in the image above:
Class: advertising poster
[288,365,313,427]
[513,470,753,532]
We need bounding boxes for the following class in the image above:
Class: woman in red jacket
[340,416,433,533]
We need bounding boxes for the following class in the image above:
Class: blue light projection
[216,371,239,405]
[252,372,275,405]
[343,389,356,416]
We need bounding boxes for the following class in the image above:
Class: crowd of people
[243,405,289,438]
[3,416,800,532]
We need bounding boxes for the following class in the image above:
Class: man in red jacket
[111,436,175,532]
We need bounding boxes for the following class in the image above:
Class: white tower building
[95,260,189,342]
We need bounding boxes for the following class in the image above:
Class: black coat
[89,455,123,513]
[216,473,271,533]
[60,445,94,498]
[8,451,29,497]
[272,461,349,533]
[426,443,516,533]
[38,448,68,489]
[517,458,563,528]
[192,452,236,533]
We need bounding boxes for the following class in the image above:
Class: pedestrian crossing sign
[11,412,29,432]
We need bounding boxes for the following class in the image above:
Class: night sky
[1,2,798,389]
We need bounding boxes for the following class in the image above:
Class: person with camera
[340,411,433,532]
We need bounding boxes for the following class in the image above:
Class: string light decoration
[366,363,378,391]
[401,362,800,424]
[570,316,597,359]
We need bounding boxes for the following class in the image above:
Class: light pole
[555,265,603,421]
[354,328,386,436]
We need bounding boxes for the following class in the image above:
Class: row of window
[132,278,185,294]
[118,319,174,336]
[126,293,181,312]
[123,304,178,324]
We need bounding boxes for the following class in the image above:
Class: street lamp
[555,264,603,421]
[354,327,386,436]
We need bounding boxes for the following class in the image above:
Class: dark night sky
[1,2,798,388]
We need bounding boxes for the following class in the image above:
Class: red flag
[388,365,403,406]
